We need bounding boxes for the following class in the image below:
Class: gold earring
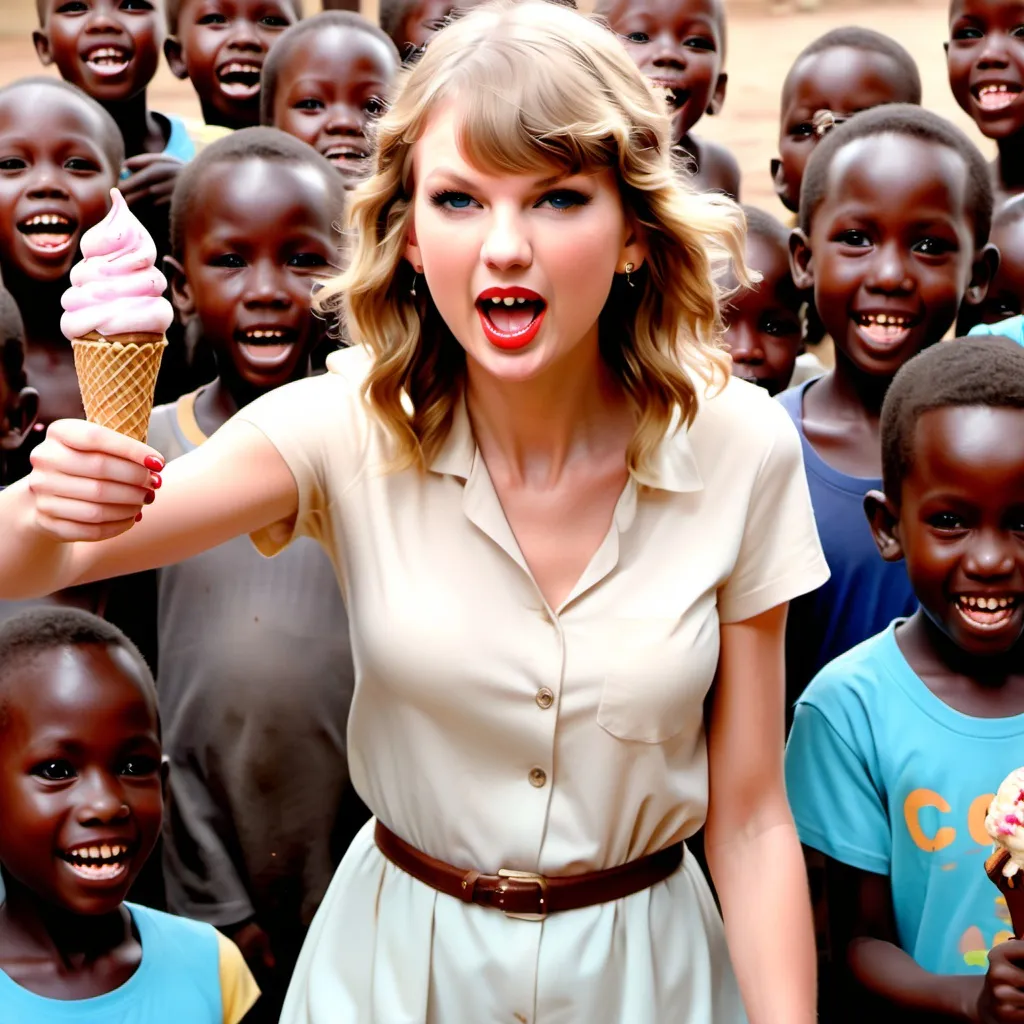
[624,262,635,288]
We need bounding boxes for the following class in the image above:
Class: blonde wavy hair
[315,0,748,474]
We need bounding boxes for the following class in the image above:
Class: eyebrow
[426,169,581,192]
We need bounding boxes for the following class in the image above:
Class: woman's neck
[464,338,632,486]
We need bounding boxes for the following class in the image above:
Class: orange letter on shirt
[905,789,955,852]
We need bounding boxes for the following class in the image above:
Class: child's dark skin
[165,0,298,130]
[0,300,40,484]
[391,0,485,58]
[270,24,396,190]
[817,406,1024,1023]
[34,0,183,212]
[158,155,336,971]
[724,231,804,396]
[0,85,118,432]
[958,198,1024,330]
[948,0,1024,201]
[790,135,995,478]
[603,0,740,198]
[774,46,920,214]
[0,642,164,999]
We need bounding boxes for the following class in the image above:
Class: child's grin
[81,43,133,78]
[852,309,921,352]
[59,841,134,883]
[973,80,1022,113]
[216,58,263,100]
[17,211,77,259]
[954,593,1023,633]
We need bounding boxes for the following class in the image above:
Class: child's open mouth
[17,212,77,257]
[475,290,547,351]
[973,82,1022,112]
[322,142,370,166]
[650,79,690,111]
[216,60,263,100]
[955,594,1022,631]
[59,842,133,882]
[82,44,132,77]
[853,311,919,350]
[236,326,298,368]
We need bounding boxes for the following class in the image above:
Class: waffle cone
[72,333,167,443]
[987,849,1024,938]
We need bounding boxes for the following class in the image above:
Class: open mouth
[475,292,547,351]
[216,61,262,100]
[82,45,132,77]
[17,212,77,256]
[973,82,1022,112]
[322,142,370,166]
[955,594,1022,631]
[236,326,298,368]
[650,80,690,110]
[59,842,133,882]
[853,311,919,350]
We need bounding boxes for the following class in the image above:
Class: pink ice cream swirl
[60,188,173,341]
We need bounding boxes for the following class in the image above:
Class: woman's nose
[480,208,532,270]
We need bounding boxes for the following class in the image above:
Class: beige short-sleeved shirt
[238,345,828,1024]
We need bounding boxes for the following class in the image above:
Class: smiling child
[959,193,1024,332]
[165,0,301,130]
[773,27,921,216]
[779,104,997,705]
[948,0,1024,200]
[786,336,1024,1020]
[0,606,258,1022]
[599,0,740,198]
[129,127,364,1023]
[0,78,121,445]
[0,289,38,487]
[260,12,398,191]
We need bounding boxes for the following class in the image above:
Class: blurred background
[0,0,980,214]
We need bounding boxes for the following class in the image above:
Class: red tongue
[488,303,536,334]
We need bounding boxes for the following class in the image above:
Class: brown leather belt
[374,821,684,920]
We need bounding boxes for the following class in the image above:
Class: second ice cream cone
[72,334,166,443]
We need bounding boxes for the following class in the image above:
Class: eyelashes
[426,189,593,213]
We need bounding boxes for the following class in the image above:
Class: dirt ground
[0,0,983,215]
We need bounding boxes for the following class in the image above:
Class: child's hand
[978,939,1024,1022]
[120,154,185,209]
[227,919,277,976]
[28,419,162,541]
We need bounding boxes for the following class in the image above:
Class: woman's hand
[27,419,164,542]
[978,940,1024,1023]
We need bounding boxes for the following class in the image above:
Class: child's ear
[865,490,905,562]
[771,158,797,214]
[164,37,189,80]
[789,227,814,291]
[962,242,1000,307]
[0,386,39,451]
[165,256,195,319]
[32,30,54,66]
[707,72,727,116]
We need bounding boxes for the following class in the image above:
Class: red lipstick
[475,287,546,351]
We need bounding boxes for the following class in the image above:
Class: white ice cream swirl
[986,768,1024,877]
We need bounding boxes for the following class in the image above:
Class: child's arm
[826,857,1024,1023]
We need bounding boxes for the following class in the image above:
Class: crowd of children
[0,0,1023,1020]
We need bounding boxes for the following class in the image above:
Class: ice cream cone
[987,848,1024,938]
[72,332,166,443]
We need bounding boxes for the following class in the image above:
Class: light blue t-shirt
[0,903,224,1022]
[119,114,197,180]
[786,622,1024,975]
[968,315,1024,345]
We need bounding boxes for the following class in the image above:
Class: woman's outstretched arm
[0,417,297,599]
[705,602,817,1024]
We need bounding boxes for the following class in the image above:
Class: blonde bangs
[316,0,748,474]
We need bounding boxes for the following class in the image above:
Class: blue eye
[429,190,476,210]
[537,190,590,211]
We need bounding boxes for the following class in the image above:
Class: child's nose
[725,325,763,362]
[84,4,123,33]
[325,105,363,135]
[964,529,1017,579]
[27,170,70,201]
[866,242,914,294]
[226,19,263,52]
[76,771,131,825]
[978,34,1011,69]
[245,263,290,306]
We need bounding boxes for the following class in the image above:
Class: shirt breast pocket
[596,613,720,744]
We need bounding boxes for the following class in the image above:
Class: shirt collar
[429,393,703,494]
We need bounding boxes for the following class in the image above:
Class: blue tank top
[776,379,917,707]
[0,904,223,1023]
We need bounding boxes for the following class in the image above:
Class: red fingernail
[144,456,164,472]
[135,511,143,522]
[150,473,162,489]
[144,490,156,505]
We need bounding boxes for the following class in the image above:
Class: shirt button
[535,687,554,709]
[528,767,547,788]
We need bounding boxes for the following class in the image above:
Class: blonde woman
[0,3,827,1020]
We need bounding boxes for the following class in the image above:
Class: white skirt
[279,819,747,1024]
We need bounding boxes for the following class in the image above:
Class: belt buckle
[496,869,549,921]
